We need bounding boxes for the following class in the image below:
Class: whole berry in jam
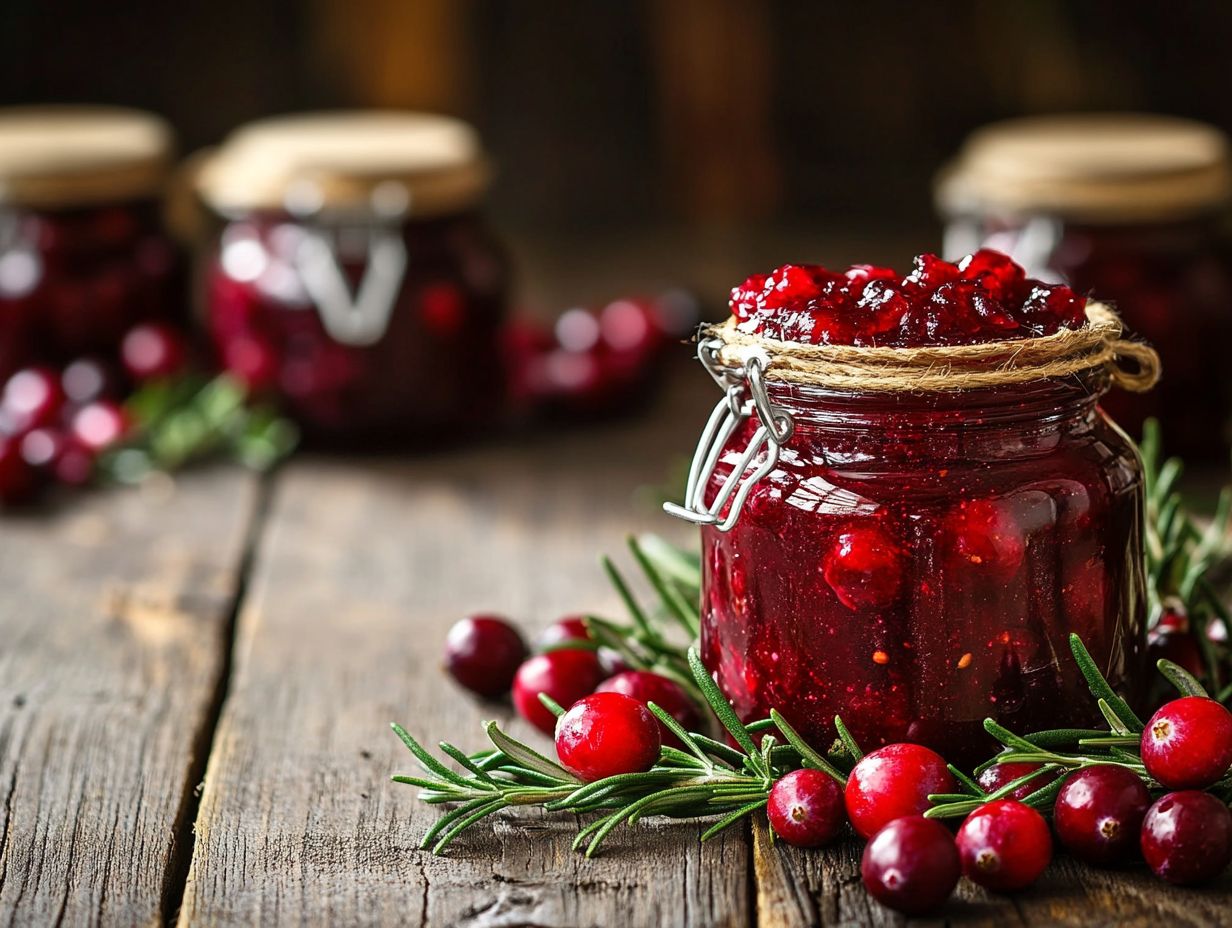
[821,524,903,610]
[596,670,702,746]
[860,816,960,916]
[956,800,1052,892]
[538,616,591,648]
[2,367,64,432]
[554,691,661,782]
[944,498,1025,578]
[958,249,1025,301]
[977,761,1057,802]
[767,769,845,848]
[121,322,187,382]
[1140,791,1232,885]
[1053,764,1150,865]
[845,743,957,839]
[1140,696,1232,790]
[443,614,528,699]
[512,649,605,735]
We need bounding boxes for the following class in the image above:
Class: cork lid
[937,113,1232,222]
[0,106,173,208]
[196,111,490,217]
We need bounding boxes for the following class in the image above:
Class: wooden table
[2,368,1231,928]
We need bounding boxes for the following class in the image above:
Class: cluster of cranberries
[0,321,188,505]
[503,291,698,418]
[731,250,1087,347]
[443,613,703,779]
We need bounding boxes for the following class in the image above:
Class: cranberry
[944,498,1025,578]
[1141,696,1232,789]
[977,761,1058,801]
[956,800,1052,892]
[61,358,115,405]
[861,816,960,916]
[554,691,661,781]
[958,249,1026,300]
[904,253,961,294]
[821,524,903,610]
[538,616,591,648]
[1140,791,1232,885]
[845,743,957,839]
[70,400,129,452]
[1147,627,1205,679]
[512,649,605,734]
[596,670,702,746]
[2,367,64,432]
[1053,765,1151,865]
[121,323,187,382]
[767,769,845,848]
[443,615,528,699]
[0,434,36,504]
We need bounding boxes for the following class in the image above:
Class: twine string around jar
[666,302,1161,532]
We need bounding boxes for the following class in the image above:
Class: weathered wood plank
[178,381,750,927]
[0,468,260,927]
[752,816,1232,927]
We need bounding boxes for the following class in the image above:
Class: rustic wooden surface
[2,371,1232,927]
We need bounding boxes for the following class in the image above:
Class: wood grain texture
[177,383,751,927]
[0,469,260,927]
[752,817,1232,927]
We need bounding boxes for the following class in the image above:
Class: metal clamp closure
[663,338,794,532]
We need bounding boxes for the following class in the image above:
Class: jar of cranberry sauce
[0,106,181,378]
[196,112,508,446]
[938,114,1232,460]
[669,255,1156,766]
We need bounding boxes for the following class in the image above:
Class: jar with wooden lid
[0,106,182,377]
[937,114,1232,459]
[196,111,508,446]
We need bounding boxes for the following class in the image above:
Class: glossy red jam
[0,200,181,379]
[947,215,1232,459]
[205,210,507,445]
[700,258,1145,766]
[733,252,1086,347]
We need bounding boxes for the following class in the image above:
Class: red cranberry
[977,761,1058,801]
[958,249,1026,300]
[596,670,702,747]
[443,615,528,699]
[767,769,845,848]
[121,323,187,382]
[903,253,960,294]
[1141,696,1232,789]
[1053,765,1150,865]
[554,691,661,781]
[956,800,1052,892]
[1147,627,1206,679]
[944,498,1025,578]
[845,743,957,839]
[0,434,37,504]
[861,816,960,916]
[2,367,64,432]
[821,524,903,610]
[70,400,129,452]
[599,299,661,354]
[1140,791,1232,885]
[538,616,592,648]
[61,358,114,405]
[512,649,605,734]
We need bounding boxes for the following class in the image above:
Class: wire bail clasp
[663,338,793,532]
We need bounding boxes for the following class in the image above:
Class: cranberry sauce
[700,377,1145,767]
[732,251,1086,347]
[205,210,507,446]
[0,200,181,378]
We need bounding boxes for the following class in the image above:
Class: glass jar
[0,107,182,377]
[678,353,1147,767]
[938,114,1232,460]
[196,112,509,446]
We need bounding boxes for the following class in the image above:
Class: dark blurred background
[2,0,1230,301]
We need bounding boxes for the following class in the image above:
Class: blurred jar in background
[0,106,182,378]
[196,112,508,447]
[938,114,1232,460]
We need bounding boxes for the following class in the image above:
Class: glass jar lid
[937,114,1232,223]
[196,111,491,218]
[0,105,173,208]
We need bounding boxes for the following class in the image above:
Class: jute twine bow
[707,301,1160,393]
